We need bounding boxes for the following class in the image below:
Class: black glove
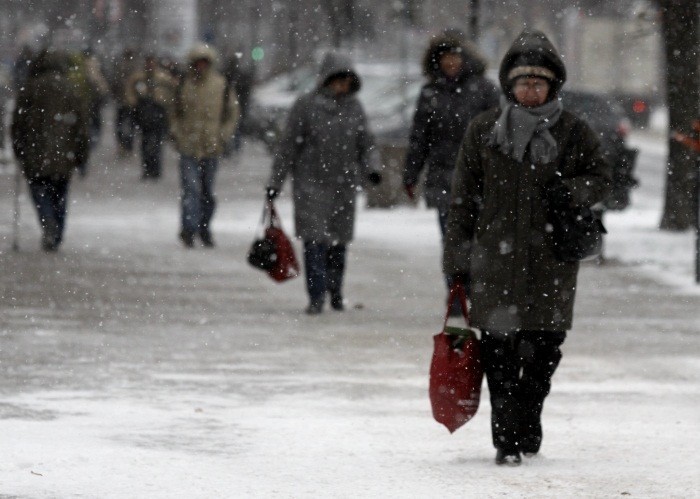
[367,172,382,185]
[266,187,279,201]
[450,273,472,296]
[544,176,572,207]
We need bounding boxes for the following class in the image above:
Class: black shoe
[199,229,215,248]
[42,221,60,252]
[305,301,323,315]
[330,293,344,311]
[179,230,195,248]
[495,449,522,466]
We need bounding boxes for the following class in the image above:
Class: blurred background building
[0,0,662,103]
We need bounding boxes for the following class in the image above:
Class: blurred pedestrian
[266,52,382,314]
[110,49,140,157]
[403,32,499,313]
[223,53,254,153]
[82,48,110,150]
[126,54,177,180]
[170,44,239,248]
[11,49,89,251]
[443,30,611,465]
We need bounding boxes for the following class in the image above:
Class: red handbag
[247,201,300,283]
[429,283,483,433]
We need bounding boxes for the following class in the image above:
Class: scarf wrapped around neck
[488,95,563,164]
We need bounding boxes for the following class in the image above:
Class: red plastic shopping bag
[429,282,483,433]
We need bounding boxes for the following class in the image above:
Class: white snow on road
[0,128,698,498]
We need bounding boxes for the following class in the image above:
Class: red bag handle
[259,199,281,230]
[443,281,471,329]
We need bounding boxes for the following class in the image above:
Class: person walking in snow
[443,30,611,465]
[266,52,382,314]
[170,44,239,248]
[126,54,177,180]
[110,49,140,158]
[403,32,499,312]
[11,49,89,251]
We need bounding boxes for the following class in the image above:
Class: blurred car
[248,61,424,151]
[560,88,639,210]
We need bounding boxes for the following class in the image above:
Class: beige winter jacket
[170,45,239,159]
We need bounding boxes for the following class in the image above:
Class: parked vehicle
[248,62,424,151]
[560,88,639,210]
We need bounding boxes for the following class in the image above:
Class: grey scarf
[489,96,563,163]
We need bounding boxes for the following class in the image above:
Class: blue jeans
[303,241,346,305]
[179,155,218,234]
[27,176,70,245]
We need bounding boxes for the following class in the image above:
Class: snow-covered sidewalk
[0,128,698,498]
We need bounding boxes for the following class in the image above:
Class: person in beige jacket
[170,44,239,247]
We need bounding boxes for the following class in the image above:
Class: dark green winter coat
[443,32,611,332]
[12,51,89,180]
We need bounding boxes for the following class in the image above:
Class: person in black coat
[403,33,499,307]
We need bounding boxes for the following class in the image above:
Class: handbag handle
[258,199,281,230]
[443,281,471,329]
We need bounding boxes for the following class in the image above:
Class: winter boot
[495,449,522,466]
[179,230,195,248]
[199,228,215,248]
[305,300,324,315]
[41,218,60,252]
[330,292,344,311]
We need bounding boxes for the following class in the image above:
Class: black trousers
[303,241,346,305]
[481,329,566,453]
[140,127,165,178]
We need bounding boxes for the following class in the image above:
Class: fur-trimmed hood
[186,43,219,66]
[422,33,488,82]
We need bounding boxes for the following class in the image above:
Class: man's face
[512,77,550,107]
[193,58,210,75]
[328,76,353,96]
[439,52,463,79]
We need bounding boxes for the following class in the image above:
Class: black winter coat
[404,74,498,211]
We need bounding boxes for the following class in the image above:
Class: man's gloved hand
[544,176,572,207]
[367,172,382,185]
[266,187,279,201]
[404,183,416,201]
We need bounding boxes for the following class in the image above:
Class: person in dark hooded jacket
[403,33,498,309]
[443,30,611,465]
[11,49,89,251]
[266,52,382,314]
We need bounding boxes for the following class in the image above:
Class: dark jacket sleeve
[481,79,500,111]
[354,103,381,180]
[268,96,308,190]
[442,120,484,276]
[403,87,433,186]
[11,85,30,161]
[562,119,612,207]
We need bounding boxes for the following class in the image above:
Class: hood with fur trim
[423,33,488,82]
[186,43,219,67]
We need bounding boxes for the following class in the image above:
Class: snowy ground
[0,119,698,498]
